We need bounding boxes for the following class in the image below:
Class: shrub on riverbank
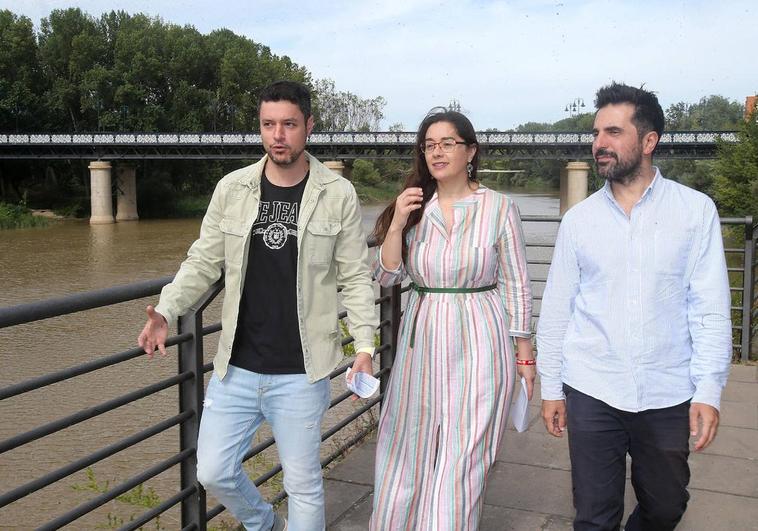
[0,202,49,229]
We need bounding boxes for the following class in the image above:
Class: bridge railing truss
[0,131,739,160]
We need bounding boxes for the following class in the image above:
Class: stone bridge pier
[115,165,139,221]
[559,161,591,215]
[88,161,139,224]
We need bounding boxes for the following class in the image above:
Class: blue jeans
[196,366,331,531]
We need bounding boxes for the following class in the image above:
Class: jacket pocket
[306,220,341,265]
[219,217,248,266]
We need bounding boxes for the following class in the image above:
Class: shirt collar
[602,166,663,210]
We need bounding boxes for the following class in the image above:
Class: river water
[0,189,558,529]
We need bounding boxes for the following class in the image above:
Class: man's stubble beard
[596,144,643,186]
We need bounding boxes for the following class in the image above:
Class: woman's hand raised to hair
[389,187,424,232]
[380,187,424,271]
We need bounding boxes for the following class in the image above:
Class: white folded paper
[345,367,380,398]
[510,377,530,432]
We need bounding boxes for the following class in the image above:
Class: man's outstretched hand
[137,305,168,357]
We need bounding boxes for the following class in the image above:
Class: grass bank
[0,202,50,229]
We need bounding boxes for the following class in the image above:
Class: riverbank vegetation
[0,202,49,229]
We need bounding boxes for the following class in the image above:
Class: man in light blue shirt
[537,82,732,531]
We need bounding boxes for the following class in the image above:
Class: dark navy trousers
[564,385,691,531]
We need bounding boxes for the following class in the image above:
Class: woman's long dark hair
[372,108,480,256]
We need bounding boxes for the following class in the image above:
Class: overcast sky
[7,0,757,130]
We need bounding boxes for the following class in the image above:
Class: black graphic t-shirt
[230,172,308,374]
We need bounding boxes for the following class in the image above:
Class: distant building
[746,96,757,121]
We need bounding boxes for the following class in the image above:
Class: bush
[0,202,49,229]
[351,159,382,186]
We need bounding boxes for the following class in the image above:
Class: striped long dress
[370,187,532,530]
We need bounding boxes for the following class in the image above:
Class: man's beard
[265,144,305,167]
[595,146,642,185]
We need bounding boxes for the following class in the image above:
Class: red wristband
[516,359,536,366]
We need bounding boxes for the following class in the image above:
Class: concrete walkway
[322,364,758,530]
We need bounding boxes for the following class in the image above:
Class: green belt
[408,282,497,348]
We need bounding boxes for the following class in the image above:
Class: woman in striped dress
[368,109,535,530]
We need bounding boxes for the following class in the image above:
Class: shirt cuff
[692,380,725,411]
[354,344,376,358]
[540,378,565,401]
[153,303,175,327]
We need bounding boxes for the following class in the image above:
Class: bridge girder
[0,131,736,160]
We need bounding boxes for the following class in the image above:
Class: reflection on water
[0,189,558,528]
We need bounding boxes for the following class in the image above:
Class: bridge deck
[0,131,737,160]
[319,365,758,530]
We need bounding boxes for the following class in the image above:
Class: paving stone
[324,478,371,529]
[484,461,575,517]
[728,364,758,383]
[701,426,758,459]
[497,426,572,470]
[688,453,758,497]
[719,401,758,429]
[678,487,758,530]
[479,504,555,530]
[722,380,758,403]
[328,492,374,531]
[325,440,376,486]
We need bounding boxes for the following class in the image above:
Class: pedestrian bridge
[0,130,738,160]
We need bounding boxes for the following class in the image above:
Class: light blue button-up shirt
[537,169,732,412]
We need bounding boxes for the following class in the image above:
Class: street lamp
[564,98,586,117]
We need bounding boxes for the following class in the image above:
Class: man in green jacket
[138,80,377,531]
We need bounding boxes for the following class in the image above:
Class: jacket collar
[234,152,340,189]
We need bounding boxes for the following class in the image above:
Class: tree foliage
[665,95,744,131]
[0,8,313,133]
[0,11,43,130]
[712,109,758,218]
[312,78,385,131]
[0,7,378,216]
[658,95,744,192]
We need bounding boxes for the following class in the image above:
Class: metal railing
[1,216,755,529]
[0,248,402,529]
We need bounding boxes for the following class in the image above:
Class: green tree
[711,110,758,218]
[665,95,744,131]
[351,159,381,185]
[551,112,594,132]
[0,10,42,131]
[660,95,744,193]
[38,8,107,130]
[514,121,553,132]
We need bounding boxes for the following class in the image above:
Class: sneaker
[271,513,288,531]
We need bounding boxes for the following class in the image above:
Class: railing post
[741,217,756,362]
[379,284,401,407]
[177,308,207,529]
